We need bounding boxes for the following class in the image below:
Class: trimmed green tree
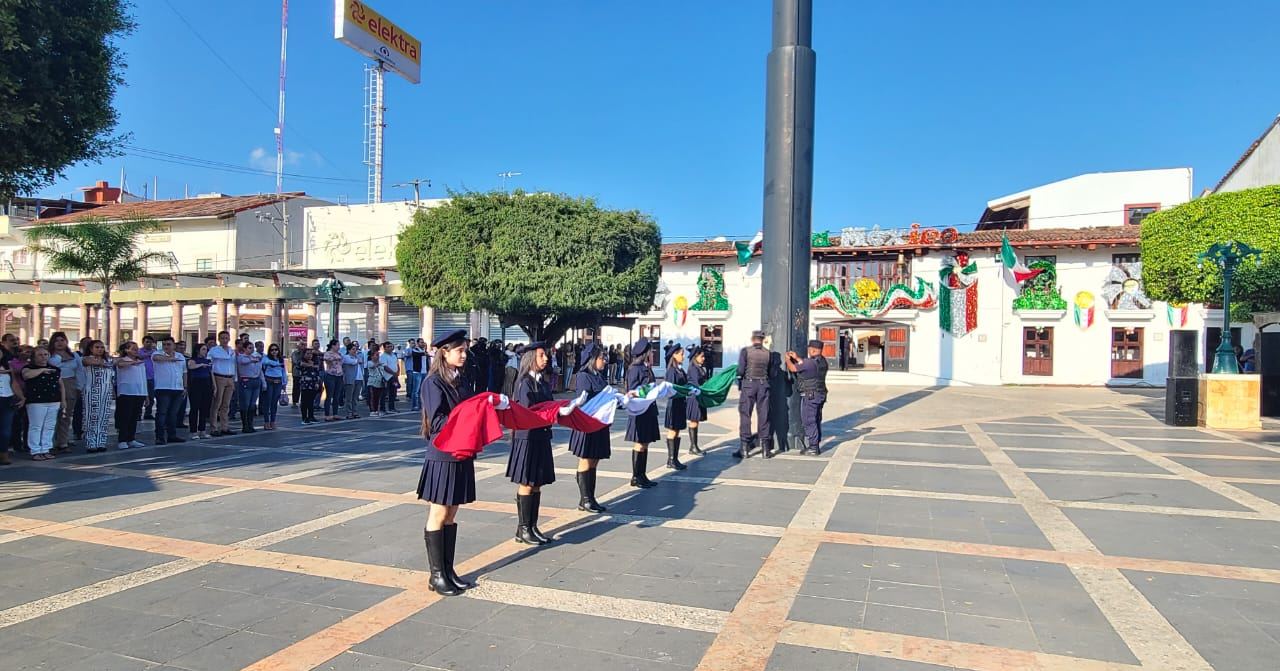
[1141,185,1280,320]
[0,0,134,199]
[396,191,661,345]
[24,217,170,343]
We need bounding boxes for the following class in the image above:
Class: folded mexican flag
[672,365,738,408]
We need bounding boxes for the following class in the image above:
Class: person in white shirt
[113,341,148,449]
[379,341,401,414]
[341,343,361,419]
[151,336,187,445]
[208,330,237,436]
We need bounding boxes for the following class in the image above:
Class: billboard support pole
[364,62,385,204]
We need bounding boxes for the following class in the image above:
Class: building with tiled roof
[1213,114,1280,194]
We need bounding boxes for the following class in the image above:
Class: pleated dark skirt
[686,395,707,422]
[664,398,688,430]
[507,432,556,486]
[569,427,611,460]
[417,457,477,505]
[626,405,661,443]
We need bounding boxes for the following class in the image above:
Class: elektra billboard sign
[334,0,421,84]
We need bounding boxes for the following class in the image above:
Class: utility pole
[761,0,816,452]
[393,178,431,204]
[497,171,522,192]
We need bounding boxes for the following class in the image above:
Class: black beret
[631,338,651,357]
[431,329,468,349]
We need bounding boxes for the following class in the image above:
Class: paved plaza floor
[2,385,1279,670]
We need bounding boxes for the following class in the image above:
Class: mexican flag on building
[939,255,979,337]
[735,231,763,266]
[1000,234,1045,284]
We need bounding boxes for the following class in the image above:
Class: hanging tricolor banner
[1000,234,1046,284]
[938,253,978,337]
[672,296,688,327]
[1073,291,1095,330]
[735,231,763,267]
[1167,303,1189,328]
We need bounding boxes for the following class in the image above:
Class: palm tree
[24,217,171,345]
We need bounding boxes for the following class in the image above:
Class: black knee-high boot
[443,524,475,590]
[665,438,686,470]
[577,471,604,513]
[630,450,657,488]
[424,529,460,596]
[515,494,544,544]
[529,491,551,543]
[688,427,702,455]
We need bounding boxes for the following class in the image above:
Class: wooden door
[884,326,909,372]
[699,325,724,369]
[1110,327,1143,379]
[1022,326,1053,376]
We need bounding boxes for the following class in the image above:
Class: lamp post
[1198,240,1262,374]
[316,278,347,342]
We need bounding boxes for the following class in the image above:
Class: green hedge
[1140,185,1280,320]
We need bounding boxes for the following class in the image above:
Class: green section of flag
[673,365,738,408]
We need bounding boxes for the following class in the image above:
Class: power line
[123,145,362,185]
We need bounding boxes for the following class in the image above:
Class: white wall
[637,258,762,373]
[233,196,332,270]
[990,169,1193,230]
[301,200,447,270]
[1216,120,1280,193]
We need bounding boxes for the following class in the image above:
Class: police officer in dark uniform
[786,339,829,456]
[735,330,775,459]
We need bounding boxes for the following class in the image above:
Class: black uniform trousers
[738,378,770,442]
[801,392,826,449]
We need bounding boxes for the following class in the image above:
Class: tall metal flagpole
[761,0,816,452]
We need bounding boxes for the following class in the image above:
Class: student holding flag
[685,346,709,455]
[569,343,611,513]
[624,338,660,489]
[663,343,689,470]
[508,342,557,545]
[416,329,499,597]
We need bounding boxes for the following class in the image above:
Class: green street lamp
[1197,240,1262,374]
[316,278,347,343]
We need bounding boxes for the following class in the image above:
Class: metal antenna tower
[363,62,386,203]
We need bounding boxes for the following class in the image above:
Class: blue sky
[40,0,1280,240]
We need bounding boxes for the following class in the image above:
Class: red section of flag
[1012,267,1044,284]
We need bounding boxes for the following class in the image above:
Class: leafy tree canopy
[1141,185,1280,321]
[396,191,662,344]
[0,0,134,199]
[24,216,167,303]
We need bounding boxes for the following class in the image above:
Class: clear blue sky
[39,0,1280,240]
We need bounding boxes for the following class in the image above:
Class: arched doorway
[816,319,910,373]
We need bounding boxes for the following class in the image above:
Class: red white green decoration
[735,231,763,266]
[1167,303,1189,327]
[672,296,688,326]
[1000,234,1046,284]
[1073,291,1096,330]
[810,277,937,318]
[1012,260,1068,310]
[939,252,979,337]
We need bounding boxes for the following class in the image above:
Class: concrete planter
[1014,309,1066,321]
[1105,309,1155,322]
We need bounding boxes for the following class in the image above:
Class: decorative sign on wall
[810,277,937,318]
[1012,260,1068,310]
[672,296,689,326]
[1074,291,1096,329]
[1103,262,1152,310]
[650,278,670,313]
[690,266,729,311]
[1167,302,1189,327]
[812,223,960,248]
[939,252,979,337]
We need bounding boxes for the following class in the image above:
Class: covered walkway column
[364,302,376,341]
[18,308,29,344]
[170,301,183,341]
[420,306,435,341]
[376,296,389,343]
[197,303,209,342]
[214,299,227,336]
[49,307,60,333]
[265,299,282,347]
[228,302,240,339]
[30,303,44,344]
[78,304,90,340]
[304,301,318,344]
[135,301,149,340]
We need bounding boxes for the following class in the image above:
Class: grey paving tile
[1005,450,1171,474]
[942,587,1024,620]
[0,536,175,573]
[1096,426,1213,439]
[1127,437,1276,457]
[56,651,159,671]
[245,603,353,641]
[516,643,685,671]
[787,594,866,628]
[766,644,858,671]
[409,595,509,629]
[858,657,957,671]
[316,651,422,671]
[868,547,940,587]
[1171,456,1280,479]
[867,581,943,610]
[421,630,537,671]
[593,481,807,528]
[614,622,716,666]
[1030,624,1139,664]
[857,443,990,466]
[945,612,1038,651]
[845,463,1012,498]
[981,423,1086,437]
[868,430,975,446]
[166,630,292,671]
[4,636,101,670]
[988,434,1121,451]
[1066,508,1280,568]
[122,619,237,664]
[0,477,223,522]
[861,603,947,639]
[351,619,467,664]
[827,493,1050,550]
[1029,472,1251,510]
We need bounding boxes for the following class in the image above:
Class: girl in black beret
[624,338,659,488]
[685,345,709,455]
[508,342,556,544]
[663,343,688,470]
[570,343,610,512]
